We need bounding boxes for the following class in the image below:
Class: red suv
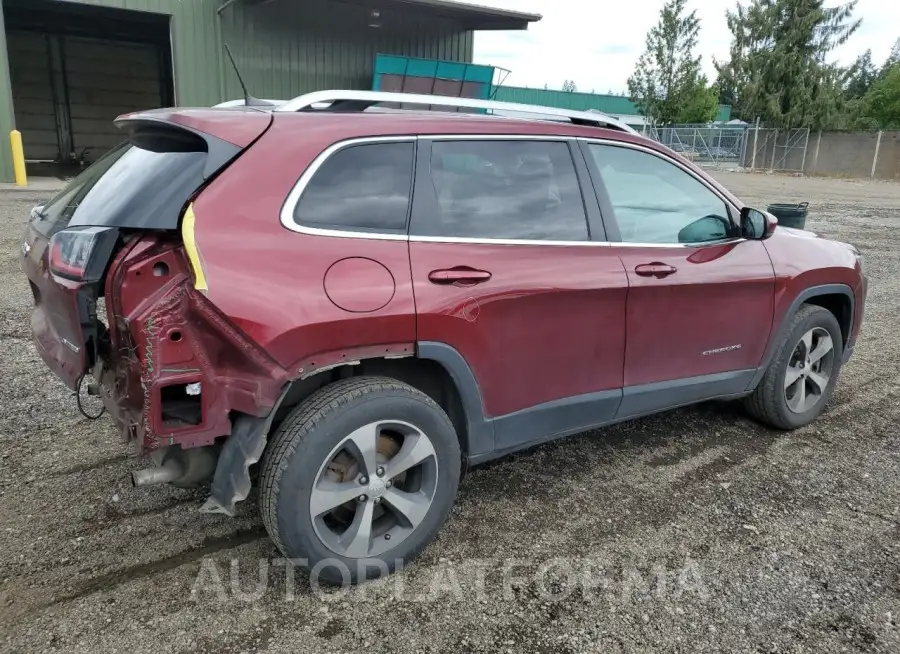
[21,91,867,583]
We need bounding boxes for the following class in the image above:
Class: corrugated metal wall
[217,1,474,101]
[0,4,17,182]
[65,36,165,156]
[0,0,475,181]
[6,31,56,162]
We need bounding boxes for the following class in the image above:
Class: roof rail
[273,90,637,134]
[214,98,285,108]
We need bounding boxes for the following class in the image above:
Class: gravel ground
[1,172,899,653]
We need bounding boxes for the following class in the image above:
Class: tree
[678,77,720,123]
[882,38,900,76]
[562,79,577,93]
[627,0,718,125]
[715,0,861,129]
[863,63,900,127]
[845,49,877,99]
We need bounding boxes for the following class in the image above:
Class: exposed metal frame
[279,133,744,250]
[273,90,638,134]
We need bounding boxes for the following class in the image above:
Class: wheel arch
[275,342,493,460]
[748,283,854,391]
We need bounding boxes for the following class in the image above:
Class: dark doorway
[3,0,174,176]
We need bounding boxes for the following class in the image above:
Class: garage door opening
[4,0,174,177]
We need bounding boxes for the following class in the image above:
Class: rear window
[31,136,208,237]
[292,141,415,233]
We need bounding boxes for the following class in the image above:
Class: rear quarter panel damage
[101,237,290,453]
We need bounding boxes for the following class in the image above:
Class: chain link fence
[743,128,811,173]
[642,125,812,174]
[644,125,749,169]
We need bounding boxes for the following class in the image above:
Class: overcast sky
[473,0,900,95]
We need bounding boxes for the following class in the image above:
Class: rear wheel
[745,304,843,429]
[259,377,461,585]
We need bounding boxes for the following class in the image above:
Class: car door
[580,140,776,417]
[408,136,629,453]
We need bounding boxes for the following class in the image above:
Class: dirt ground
[1,172,899,653]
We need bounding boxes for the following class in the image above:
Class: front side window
[423,140,589,241]
[588,144,733,244]
[293,141,414,232]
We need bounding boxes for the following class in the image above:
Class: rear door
[580,140,775,416]
[408,136,629,453]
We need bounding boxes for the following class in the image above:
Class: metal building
[0,0,539,182]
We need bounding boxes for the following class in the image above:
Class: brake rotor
[323,430,403,526]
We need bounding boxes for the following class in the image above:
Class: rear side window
[421,140,588,241]
[293,141,414,232]
[31,138,208,237]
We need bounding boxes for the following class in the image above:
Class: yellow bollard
[9,130,27,187]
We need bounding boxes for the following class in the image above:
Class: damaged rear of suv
[22,107,290,503]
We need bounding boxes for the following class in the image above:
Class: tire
[745,304,843,430]
[259,376,461,585]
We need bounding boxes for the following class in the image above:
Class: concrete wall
[743,129,900,181]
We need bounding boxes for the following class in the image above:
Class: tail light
[48,227,119,283]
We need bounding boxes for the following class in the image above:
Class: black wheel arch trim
[748,283,854,391]
[416,341,495,456]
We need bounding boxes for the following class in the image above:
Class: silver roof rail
[274,90,637,134]
[214,98,286,108]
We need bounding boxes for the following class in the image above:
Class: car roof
[127,105,674,162]
[272,109,654,145]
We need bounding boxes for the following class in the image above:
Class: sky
[472,0,900,95]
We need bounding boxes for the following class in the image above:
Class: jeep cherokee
[21,90,867,584]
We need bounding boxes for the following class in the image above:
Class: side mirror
[741,207,777,240]
[677,214,732,244]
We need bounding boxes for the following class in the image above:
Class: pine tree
[881,38,900,76]
[627,0,718,125]
[845,50,876,99]
[715,0,860,128]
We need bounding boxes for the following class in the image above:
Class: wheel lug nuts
[386,480,392,488]
[384,534,391,540]
[358,494,367,502]
[359,476,368,485]
[374,498,381,505]
[376,467,385,477]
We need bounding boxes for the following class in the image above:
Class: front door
[408,137,629,452]
[581,141,775,416]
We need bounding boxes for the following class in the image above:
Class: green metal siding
[0,2,16,182]
[55,0,227,107]
[0,0,475,181]
[493,86,732,123]
[26,0,474,104]
[218,1,474,101]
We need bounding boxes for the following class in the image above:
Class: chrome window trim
[610,238,747,249]
[280,135,416,237]
[426,134,573,142]
[280,133,749,249]
[409,235,611,247]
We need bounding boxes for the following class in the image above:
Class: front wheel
[745,304,843,429]
[259,377,461,585]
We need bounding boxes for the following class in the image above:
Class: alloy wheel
[310,420,439,558]
[784,327,835,414]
